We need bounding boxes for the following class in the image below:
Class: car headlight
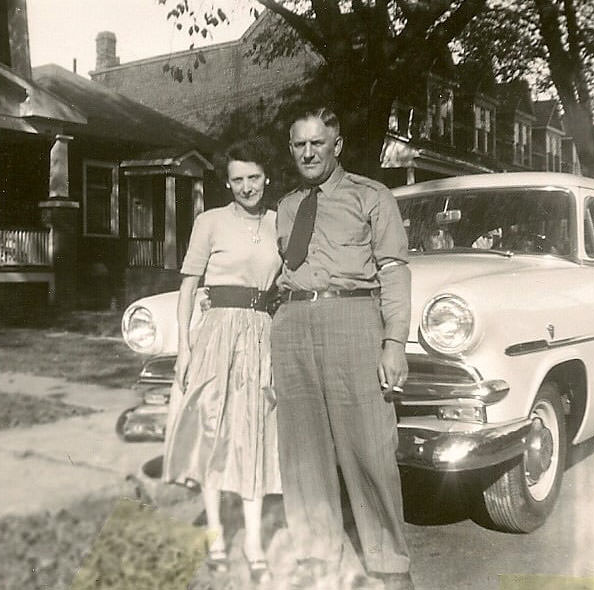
[121,305,158,354]
[421,294,475,356]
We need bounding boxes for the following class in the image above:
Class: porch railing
[128,238,164,267]
[0,229,52,267]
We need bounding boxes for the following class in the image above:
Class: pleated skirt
[162,307,282,500]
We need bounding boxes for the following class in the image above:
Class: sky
[27,0,255,77]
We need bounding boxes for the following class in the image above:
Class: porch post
[39,134,79,309]
[164,175,177,270]
[192,178,204,217]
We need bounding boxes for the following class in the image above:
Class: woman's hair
[215,137,274,180]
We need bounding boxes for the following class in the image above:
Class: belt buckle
[310,290,319,302]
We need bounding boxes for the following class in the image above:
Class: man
[271,106,414,590]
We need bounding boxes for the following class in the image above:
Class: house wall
[91,33,317,135]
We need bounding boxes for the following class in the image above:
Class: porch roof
[121,148,213,169]
[0,63,87,130]
[32,64,217,156]
[381,134,493,176]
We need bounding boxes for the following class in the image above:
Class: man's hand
[378,340,408,401]
[199,291,211,313]
[174,347,191,393]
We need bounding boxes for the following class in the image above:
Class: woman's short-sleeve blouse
[180,203,281,291]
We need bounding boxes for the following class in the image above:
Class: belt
[280,288,379,303]
[207,285,269,312]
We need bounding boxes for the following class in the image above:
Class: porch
[0,228,55,315]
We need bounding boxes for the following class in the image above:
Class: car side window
[584,197,594,258]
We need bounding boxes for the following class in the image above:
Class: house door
[127,175,165,267]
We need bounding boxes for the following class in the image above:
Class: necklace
[233,203,264,244]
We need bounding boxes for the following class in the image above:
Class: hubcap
[524,400,559,501]
[525,418,554,483]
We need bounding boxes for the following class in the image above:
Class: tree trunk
[563,102,594,177]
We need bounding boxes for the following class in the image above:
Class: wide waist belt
[280,288,379,303]
[207,285,269,312]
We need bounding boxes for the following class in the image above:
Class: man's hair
[290,105,341,136]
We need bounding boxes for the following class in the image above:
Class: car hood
[408,252,576,343]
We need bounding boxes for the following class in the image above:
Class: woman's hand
[175,347,191,393]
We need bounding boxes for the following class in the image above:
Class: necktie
[284,186,319,271]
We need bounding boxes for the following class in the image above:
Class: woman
[163,138,281,584]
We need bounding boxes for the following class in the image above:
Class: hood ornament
[546,324,555,340]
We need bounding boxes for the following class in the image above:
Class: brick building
[90,12,321,137]
[91,11,583,185]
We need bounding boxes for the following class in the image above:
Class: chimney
[95,31,120,70]
[2,0,32,79]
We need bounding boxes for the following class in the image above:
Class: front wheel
[479,381,566,533]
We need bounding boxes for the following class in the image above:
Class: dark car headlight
[121,305,158,354]
[421,294,476,356]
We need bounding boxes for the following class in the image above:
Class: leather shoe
[289,558,328,589]
[371,571,415,590]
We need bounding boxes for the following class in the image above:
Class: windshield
[398,187,574,256]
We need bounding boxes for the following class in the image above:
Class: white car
[121,172,594,533]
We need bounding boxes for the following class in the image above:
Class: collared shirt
[276,165,411,343]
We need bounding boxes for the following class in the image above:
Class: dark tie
[284,186,319,271]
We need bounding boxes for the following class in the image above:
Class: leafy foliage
[160,0,594,174]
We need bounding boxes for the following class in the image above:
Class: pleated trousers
[270,296,410,574]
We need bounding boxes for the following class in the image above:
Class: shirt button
[313,272,319,277]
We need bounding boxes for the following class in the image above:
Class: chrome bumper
[136,354,530,471]
[396,419,533,471]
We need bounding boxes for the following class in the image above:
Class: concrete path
[0,372,168,517]
[0,372,375,589]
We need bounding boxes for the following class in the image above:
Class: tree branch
[534,0,575,100]
[563,0,592,108]
[374,0,391,34]
[428,0,488,47]
[255,0,327,58]
[311,0,343,39]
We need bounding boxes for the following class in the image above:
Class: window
[513,120,532,167]
[474,105,495,155]
[388,100,414,141]
[546,132,562,172]
[584,197,594,258]
[425,83,453,144]
[83,161,119,236]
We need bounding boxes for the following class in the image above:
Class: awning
[120,149,213,177]
[381,134,493,176]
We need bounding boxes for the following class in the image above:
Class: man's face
[289,116,343,185]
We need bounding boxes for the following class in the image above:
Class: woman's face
[227,160,267,214]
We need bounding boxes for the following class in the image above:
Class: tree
[164,0,488,178]
[460,0,594,175]
[532,0,594,176]
[164,0,594,177]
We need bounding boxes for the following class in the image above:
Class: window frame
[513,119,532,167]
[82,159,119,238]
[425,78,455,145]
[473,102,496,156]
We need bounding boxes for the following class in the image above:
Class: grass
[0,310,145,388]
[0,392,96,430]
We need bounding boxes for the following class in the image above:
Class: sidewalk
[0,371,167,516]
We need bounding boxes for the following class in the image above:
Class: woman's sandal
[205,549,230,574]
[242,549,272,585]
